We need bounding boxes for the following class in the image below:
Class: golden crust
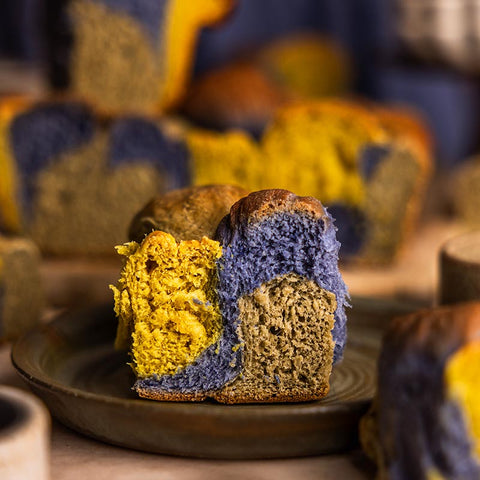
[374,106,433,166]
[135,385,330,404]
[211,385,330,404]
[135,386,208,402]
[222,189,328,230]
[181,61,290,130]
[385,302,480,355]
[129,184,248,243]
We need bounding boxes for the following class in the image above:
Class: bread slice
[112,188,348,403]
[0,97,192,255]
[360,303,480,479]
[186,100,432,264]
[45,0,234,115]
[0,235,43,340]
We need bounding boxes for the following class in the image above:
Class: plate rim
[11,318,373,415]
[9,298,411,458]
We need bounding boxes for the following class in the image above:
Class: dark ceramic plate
[11,298,417,459]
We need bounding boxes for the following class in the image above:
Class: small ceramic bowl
[0,386,50,480]
[439,231,480,304]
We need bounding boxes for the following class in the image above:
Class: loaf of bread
[181,34,350,137]
[181,61,290,137]
[0,235,43,340]
[360,303,480,479]
[112,188,348,403]
[0,97,190,255]
[357,105,433,263]
[256,33,350,100]
[187,100,432,263]
[187,101,382,203]
[45,0,234,115]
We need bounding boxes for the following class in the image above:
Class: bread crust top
[382,302,480,365]
[216,189,329,244]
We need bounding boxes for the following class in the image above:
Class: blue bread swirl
[0,99,191,255]
[360,303,480,479]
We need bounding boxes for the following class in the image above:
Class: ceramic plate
[12,298,417,459]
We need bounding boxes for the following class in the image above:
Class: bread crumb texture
[446,341,480,459]
[111,231,223,378]
[71,0,159,115]
[361,147,421,262]
[216,273,336,402]
[187,101,386,207]
[67,0,233,114]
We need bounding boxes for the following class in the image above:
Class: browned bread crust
[383,302,480,354]
[128,184,248,243]
[135,385,330,404]
[216,189,329,243]
[211,386,330,404]
[135,387,208,402]
[181,61,290,133]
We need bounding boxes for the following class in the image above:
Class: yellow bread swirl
[0,96,31,232]
[187,100,386,207]
[112,231,223,378]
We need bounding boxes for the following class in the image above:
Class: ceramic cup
[439,231,480,304]
[0,386,50,480]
